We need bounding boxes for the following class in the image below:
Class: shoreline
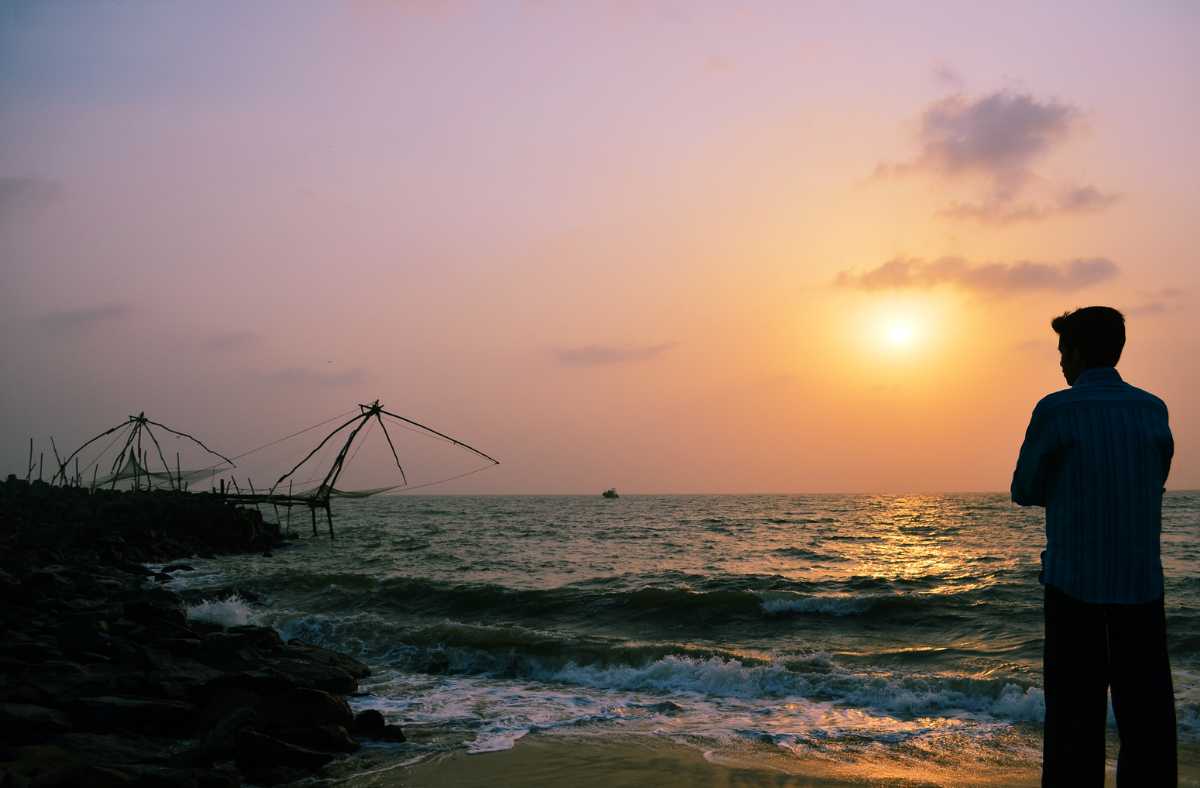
[0,477,404,786]
[365,730,1045,788]
[339,729,1200,788]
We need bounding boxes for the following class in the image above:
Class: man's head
[1051,306,1125,385]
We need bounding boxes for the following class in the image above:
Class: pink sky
[2,2,1198,493]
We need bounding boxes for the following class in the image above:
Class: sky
[2,1,1198,494]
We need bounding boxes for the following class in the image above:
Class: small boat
[602,488,619,499]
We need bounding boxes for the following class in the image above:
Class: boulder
[352,710,405,742]
[258,688,353,730]
[352,708,386,737]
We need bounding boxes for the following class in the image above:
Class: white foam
[544,655,806,699]
[186,594,256,628]
[758,592,874,616]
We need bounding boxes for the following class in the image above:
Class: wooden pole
[26,438,33,481]
[310,506,317,537]
[325,503,334,539]
[176,452,182,492]
[49,437,64,486]
[38,452,44,482]
[248,479,264,520]
[141,423,173,491]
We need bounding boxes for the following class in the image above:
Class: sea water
[170,493,1200,777]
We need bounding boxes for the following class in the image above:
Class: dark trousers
[1042,584,1177,786]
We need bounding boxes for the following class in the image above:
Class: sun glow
[884,321,917,348]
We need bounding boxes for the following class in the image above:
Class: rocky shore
[0,477,403,787]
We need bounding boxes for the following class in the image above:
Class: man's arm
[1012,403,1055,507]
[1160,404,1174,486]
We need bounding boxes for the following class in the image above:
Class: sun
[884,320,917,348]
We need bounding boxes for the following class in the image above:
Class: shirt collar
[1072,366,1122,387]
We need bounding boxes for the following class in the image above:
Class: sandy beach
[356,732,1040,787]
[344,731,1200,788]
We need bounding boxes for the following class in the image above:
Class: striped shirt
[1011,366,1173,604]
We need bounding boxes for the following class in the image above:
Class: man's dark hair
[1051,306,1126,367]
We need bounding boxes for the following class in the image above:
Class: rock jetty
[0,477,403,786]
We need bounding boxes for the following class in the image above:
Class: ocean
[166,493,1200,784]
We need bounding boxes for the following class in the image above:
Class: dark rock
[0,702,71,741]
[200,671,293,698]
[0,685,50,706]
[238,765,310,786]
[157,637,202,657]
[258,687,353,730]
[199,706,257,761]
[0,744,80,787]
[58,732,176,765]
[196,686,262,728]
[186,620,224,637]
[353,708,386,737]
[83,764,231,788]
[57,618,111,655]
[3,640,59,664]
[71,696,196,735]
[234,729,335,772]
[349,709,405,741]
[225,625,283,650]
[81,765,138,787]
[273,723,359,753]
[123,593,186,627]
[162,564,194,573]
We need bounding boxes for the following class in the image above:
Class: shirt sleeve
[1012,403,1055,507]
[1160,404,1174,487]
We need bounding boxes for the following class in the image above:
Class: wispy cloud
[38,303,133,334]
[1057,184,1121,213]
[835,257,1118,294]
[939,184,1122,225]
[262,366,366,386]
[555,342,677,366]
[938,200,1046,225]
[875,90,1119,223]
[876,91,1077,188]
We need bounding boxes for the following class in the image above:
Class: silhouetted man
[1012,306,1176,785]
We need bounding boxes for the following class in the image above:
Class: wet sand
[341,731,1200,788]
[364,733,1043,788]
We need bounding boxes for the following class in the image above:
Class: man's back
[1012,366,1173,604]
[1013,307,1176,783]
